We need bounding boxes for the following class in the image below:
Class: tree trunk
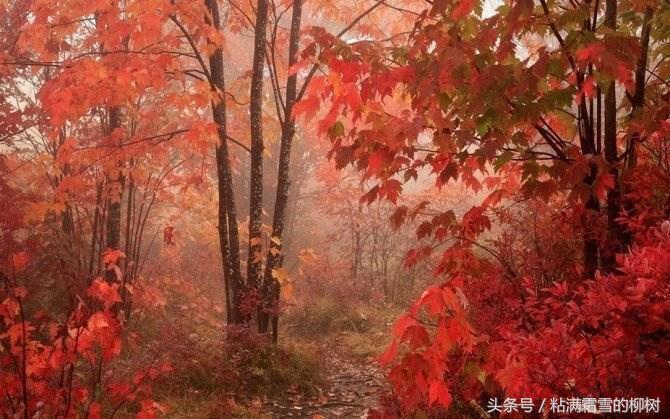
[104,107,125,293]
[88,181,103,277]
[205,0,244,324]
[602,0,620,273]
[577,65,599,278]
[260,0,303,339]
[121,174,133,308]
[621,7,653,249]
[248,0,269,322]
[105,107,123,253]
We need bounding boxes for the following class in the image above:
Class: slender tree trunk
[103,24,131,257]
[88,181,103,277]
[582,189,600,278]
[121,174,134,309]
[621,7,653,248]
[627,7,653,170]
[577,66,600,278]
[248,0,269,287]
[105,109,122,251]
[248,0,269,325]
[260,0,303,338]
[602,0,620,273]
[205,0,244,324]
[571,9,602,278]
[105,107,124,287]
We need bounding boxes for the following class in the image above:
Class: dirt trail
[263,345,386,418]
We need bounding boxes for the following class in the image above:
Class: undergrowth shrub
[221,328,324,398]
[285,296,371,336]
[135,279,325,403]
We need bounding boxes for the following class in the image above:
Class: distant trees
[1,0,419,349]
[197,0,415,339]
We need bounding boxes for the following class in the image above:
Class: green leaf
[543,88,573,110]
[494,151,513,171]
[329,121,344,139]
[438,93,451,112]
[522,161,539,181]
[476,109,496,136]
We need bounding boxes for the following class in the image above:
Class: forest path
[263,343,386,418]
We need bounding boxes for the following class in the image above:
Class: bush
[219,328,324,398]
[286,297,371,336]
[245,344,323,397]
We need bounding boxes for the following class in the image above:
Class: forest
[0,0,669,417]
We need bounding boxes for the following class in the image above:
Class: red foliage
[303,0,670,416]
[0,267,170,417]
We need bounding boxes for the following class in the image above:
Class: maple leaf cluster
[1,259,171,418]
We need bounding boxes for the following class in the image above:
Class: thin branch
[76,129,189,150]
[646,68,670,89]
[0,60,61,67]
[539,0,577,72]
[168,15,213,84]
[381,2,422,17]
[533,123,570,162]
[225,134,251,153]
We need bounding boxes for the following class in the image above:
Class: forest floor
[262,342,387,418]
[250,300,399,418]
[138,283,399,419]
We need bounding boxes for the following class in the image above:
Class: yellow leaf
[298,248,318,264]
[281,283,294,300]
[271,267,289,284]
[253,250,264,263]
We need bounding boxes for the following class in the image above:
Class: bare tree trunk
[571,8,602,278]
[205,0,244,324]
[104,107,125,289]
[261,0,303,339]
[121,174,134,309]
[105,108,123,251]
[576,71,599,278]
[88,181,103,277]
[248,0,269,327]
[621,7,653,248]
[627,7,652,171]
[602,0,620,273]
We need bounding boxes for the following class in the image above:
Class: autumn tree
[301,0,670,414]
[184,0,420,338]
[1,1,219,415]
